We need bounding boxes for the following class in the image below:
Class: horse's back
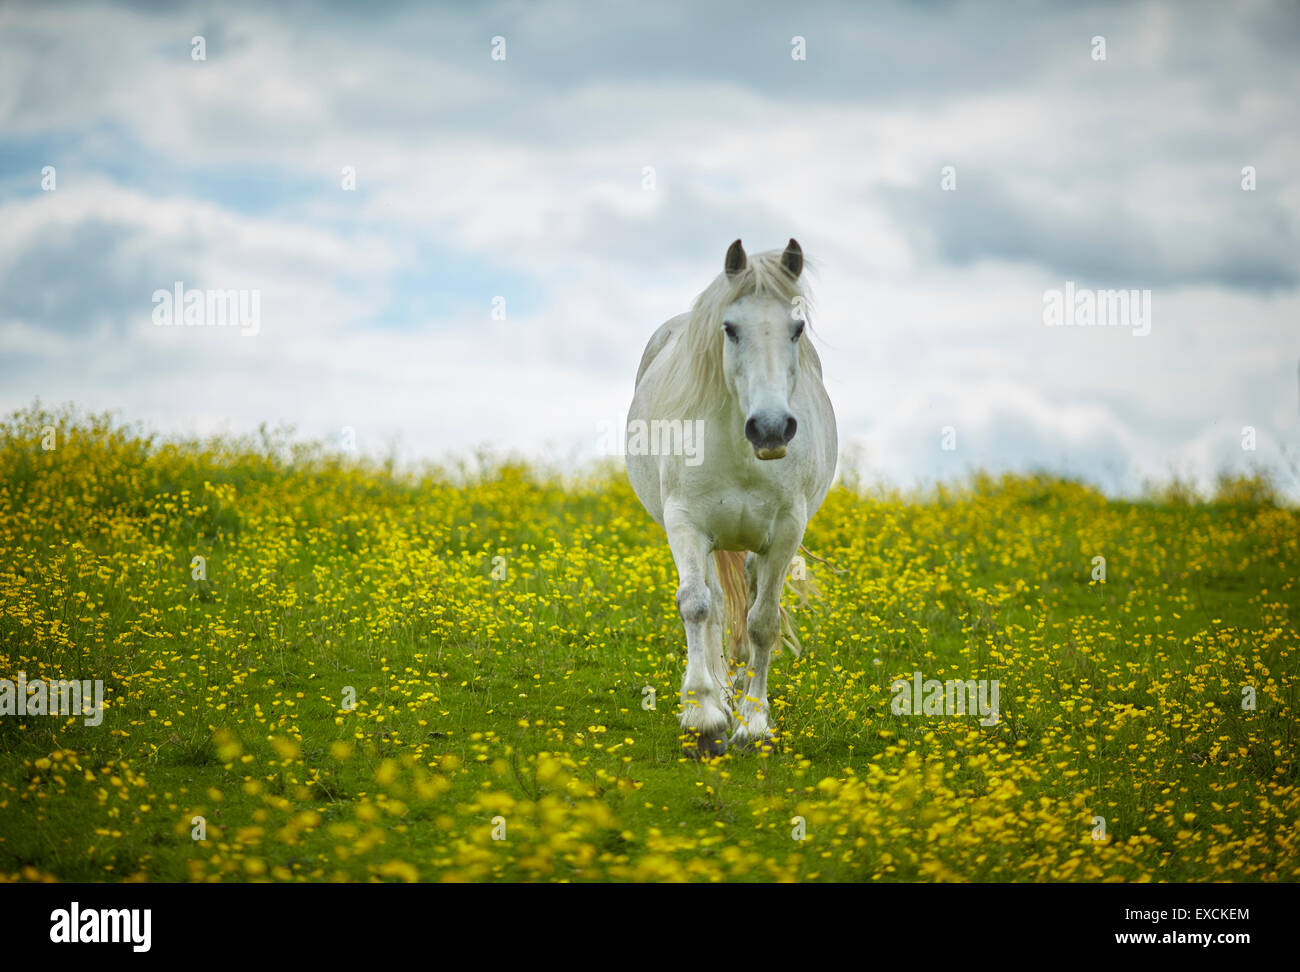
[634,313,689,390]
[627,315,681,526]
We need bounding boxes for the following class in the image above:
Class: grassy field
[1,405,1297,882]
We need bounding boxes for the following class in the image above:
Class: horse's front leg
[664,506,730,757]
[731,518,804,751]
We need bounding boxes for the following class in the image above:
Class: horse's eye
[722,322,737,340]
[792,320,805,340]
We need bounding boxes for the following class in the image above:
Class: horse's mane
[650,248,817,422]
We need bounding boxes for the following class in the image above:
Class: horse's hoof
[682,726,729,758]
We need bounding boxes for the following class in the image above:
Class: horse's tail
[714,548,820,661]
[713,551,749,664]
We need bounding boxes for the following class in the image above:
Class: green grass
[0,405,1297,882]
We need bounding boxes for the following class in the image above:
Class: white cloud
[1,0,1296,498]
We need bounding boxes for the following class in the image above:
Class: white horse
[626,239,837,756]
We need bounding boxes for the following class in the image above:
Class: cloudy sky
[2,0,1297,495]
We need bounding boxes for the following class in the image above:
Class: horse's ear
[781,238,803,278]
[725,239,747,277]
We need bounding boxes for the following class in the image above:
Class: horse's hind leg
[664,507,731,757]
[731,523,803,751]
[745,551,758,610]
[727,551,759,695]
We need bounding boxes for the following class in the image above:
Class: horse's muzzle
[746,412,797,459]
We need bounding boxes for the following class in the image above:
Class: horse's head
[719,238,805,460]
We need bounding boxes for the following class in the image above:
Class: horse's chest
[695,485,785,552]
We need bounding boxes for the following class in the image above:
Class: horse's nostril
[783,416,797,443]
[744,417,760,445]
